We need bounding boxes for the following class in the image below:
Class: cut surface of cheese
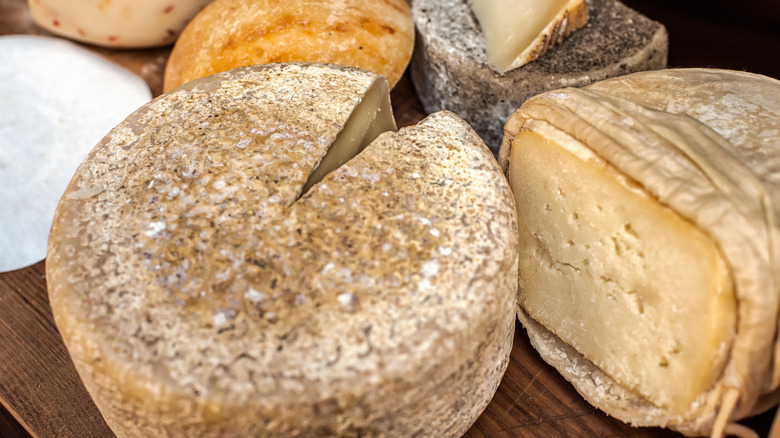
[471,0,587,73]
[29,0,213,48]
[411,0,667,152]
[301,77,395,195]
[0,35,150,272]
[508,128,736,413]
[499,69,780,435]
[47,63,518,437]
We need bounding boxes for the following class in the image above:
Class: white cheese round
[28,0,213,48]
[0,35,150,272]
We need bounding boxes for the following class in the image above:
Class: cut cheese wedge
[498,69,780,436]
[471,0,587,74]
[509,128,735,413]
[411,0,668,152]
[301,77,395,195]
[47,63,519,437]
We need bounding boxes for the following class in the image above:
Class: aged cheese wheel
[28,0,213,48]
[498,69,780,436]
[47,63,518,437]
[163,0,414,92]
[411,0,668,152]
[0,35,150,272]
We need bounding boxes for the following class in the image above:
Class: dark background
[622,0,780,79]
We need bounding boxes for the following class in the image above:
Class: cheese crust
[47,63,518,437]
[499,69,780,435]
[163,0,414,91]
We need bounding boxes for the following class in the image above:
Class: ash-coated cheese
[47,63,519,438]
[499,69,780,436]
[411,0,668,152]
[471,0,587,73]
[28,0,213,48]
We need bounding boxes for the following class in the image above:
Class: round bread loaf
[47,63,518,437]
[499,69,780,436]
[163,0,414,92]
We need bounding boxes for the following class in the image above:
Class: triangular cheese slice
[471,0,588,74]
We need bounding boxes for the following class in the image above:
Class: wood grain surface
[1,0,779,436]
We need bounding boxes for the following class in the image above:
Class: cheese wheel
[47,63,518,437]
[163,0,414,92]
[28,0,213,48]
[0,35,150,272]
[498,69,780,436]
[411,0,668,152]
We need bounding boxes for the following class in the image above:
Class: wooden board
[1,0,778,436]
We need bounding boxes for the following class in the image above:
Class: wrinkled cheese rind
[411,0,668,152]
[471,0,587,73]
[29,0,213,48]
[499,69,780,435]
[47,63,518,437]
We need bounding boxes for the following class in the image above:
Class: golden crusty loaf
[47,63,518,437]
[163,0,414,92]
[499,69,780,436]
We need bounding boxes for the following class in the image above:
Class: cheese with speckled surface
[47,63,519,437]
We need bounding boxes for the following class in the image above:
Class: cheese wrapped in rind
[498,69,780,436]
[48,63,518,437]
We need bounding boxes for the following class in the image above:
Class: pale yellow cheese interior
[301,78,396,195]
[509,129,736,413]
[471,0,570,73]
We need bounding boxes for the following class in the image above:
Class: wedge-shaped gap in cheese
[300,78,397,196]
[471,0,588,74]
[508,129,736,414]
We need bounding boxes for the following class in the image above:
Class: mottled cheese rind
[499,69,780,435]
[47,63,518,437]
[411,0,667,152]
[29,0,213,48]
[509,128,735,413]
[163,0,414,91]
[471,0,587,73]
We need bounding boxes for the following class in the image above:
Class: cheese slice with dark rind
[47,63,519,437]
[411,0,668,152]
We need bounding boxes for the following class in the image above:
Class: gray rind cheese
[499,69,780,436]
[410,0,668,152]
[47,63,519,437]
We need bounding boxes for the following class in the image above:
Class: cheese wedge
[498,69,780,436]
[471,0,587,73]
[509,128,735,413]
[411,0,667,152]
[47,63,519,437]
